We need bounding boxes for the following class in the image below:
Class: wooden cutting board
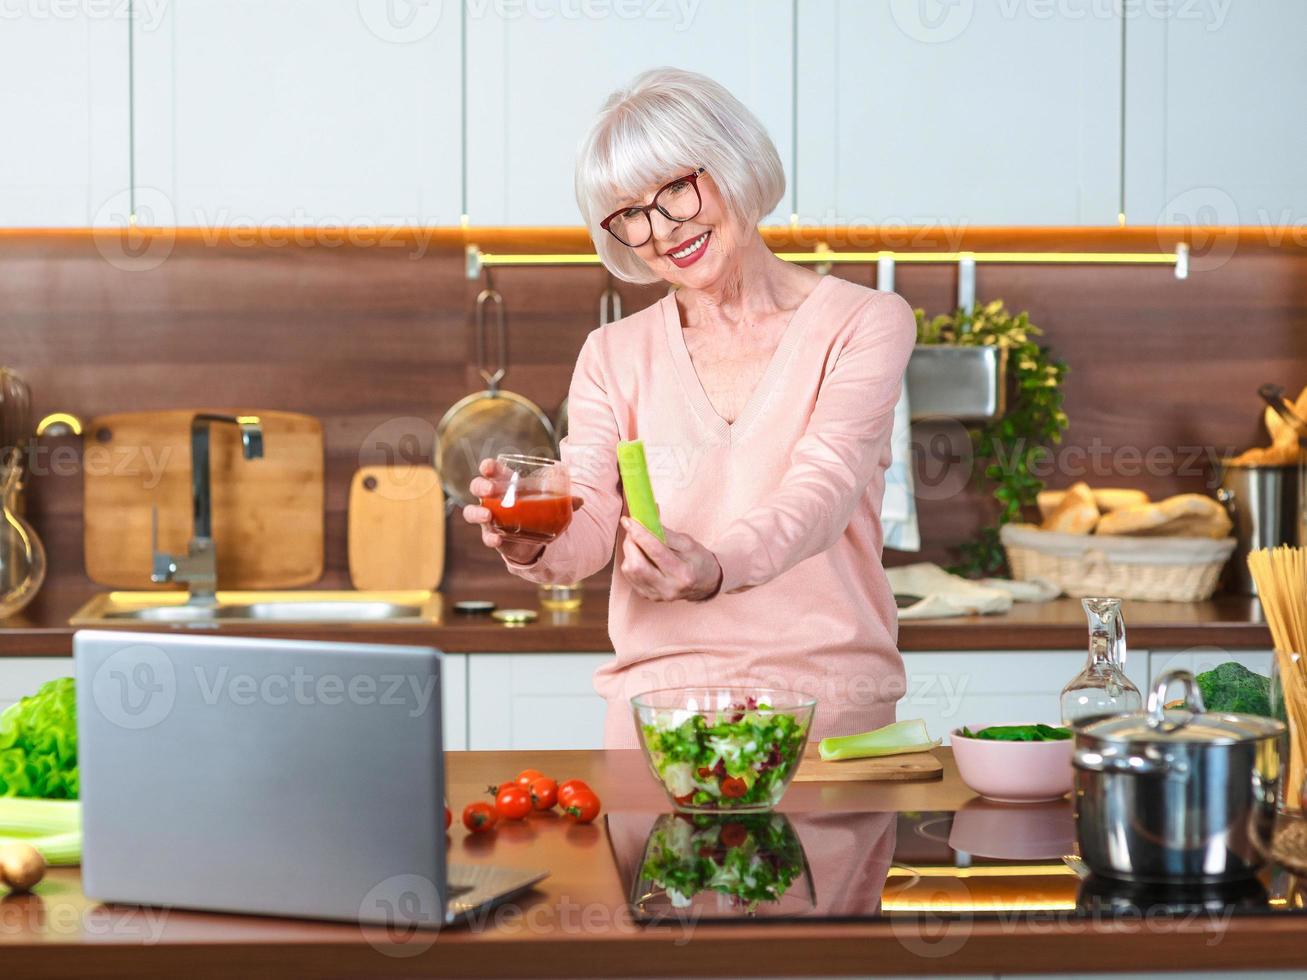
[792,743,943,782]
[83,409,324,589]
[348,465,445,591]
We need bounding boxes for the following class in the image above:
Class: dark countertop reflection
[606,803,1307,925]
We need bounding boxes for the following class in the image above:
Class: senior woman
[462,68,915,749]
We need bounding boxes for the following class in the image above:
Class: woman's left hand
[619,517,723,602]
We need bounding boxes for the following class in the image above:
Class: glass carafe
[1060,597,1142,725]
[0,451,45,619]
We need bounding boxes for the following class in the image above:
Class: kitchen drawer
[0,659,73,714]
[467,653,609,751]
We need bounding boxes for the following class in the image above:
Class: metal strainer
[436,280,556,508]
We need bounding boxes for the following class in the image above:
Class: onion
[0,842,46,893]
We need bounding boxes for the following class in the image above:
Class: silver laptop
[74,630,546,927]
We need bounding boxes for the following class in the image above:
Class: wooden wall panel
[2,228,1304,592]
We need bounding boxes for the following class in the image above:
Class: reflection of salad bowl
[633,812,814,918]
[631,688,816,812]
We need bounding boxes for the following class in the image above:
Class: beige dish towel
[887,562,1061,620]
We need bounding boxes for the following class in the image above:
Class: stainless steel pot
[1072,669,1285,883]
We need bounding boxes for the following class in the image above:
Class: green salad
[639,699,808,810]
[958,723,1071,742]
[639,813,805,911]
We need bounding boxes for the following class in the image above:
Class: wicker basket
[1000,523,1237,602]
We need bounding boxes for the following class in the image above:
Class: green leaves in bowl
[957,723,1071,742]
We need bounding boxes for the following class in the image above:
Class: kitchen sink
[68,590,443,627]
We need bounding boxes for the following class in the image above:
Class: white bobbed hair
[575,67,786,285]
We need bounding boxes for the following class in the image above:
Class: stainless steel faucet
[152,413,264,604]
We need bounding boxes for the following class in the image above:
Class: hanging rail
[466,242,1190,280]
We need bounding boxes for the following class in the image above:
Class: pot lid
[1077,669,1285,744]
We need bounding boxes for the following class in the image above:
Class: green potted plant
[913,300,1069,578]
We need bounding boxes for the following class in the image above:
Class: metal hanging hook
[599,275,622,326]
[474,270,507,394]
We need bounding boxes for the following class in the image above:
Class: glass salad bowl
[632,812,815,919]
[631,688,816,812]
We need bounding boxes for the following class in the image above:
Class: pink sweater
[504,275,917,748]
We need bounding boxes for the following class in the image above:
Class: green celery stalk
[0,798,82,865]
[616,440,665,542]
[818,719,940,762]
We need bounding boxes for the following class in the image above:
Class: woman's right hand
[461,458,584,565]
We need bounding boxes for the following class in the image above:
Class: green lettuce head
[0,677,78,799]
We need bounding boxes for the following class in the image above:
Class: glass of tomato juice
[481,454,573,544]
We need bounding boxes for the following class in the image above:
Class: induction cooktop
[606,804,1307,926]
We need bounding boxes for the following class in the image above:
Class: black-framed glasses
[600,167,706,248]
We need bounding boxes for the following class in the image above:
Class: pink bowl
[950,727,1074,804]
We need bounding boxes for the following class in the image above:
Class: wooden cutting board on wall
[83,409,324,589]
[348,465,445,591]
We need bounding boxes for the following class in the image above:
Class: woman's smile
[665,230,711,268]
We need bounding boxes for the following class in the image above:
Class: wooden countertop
[0,584,1273,657]
[3,749,1304,978]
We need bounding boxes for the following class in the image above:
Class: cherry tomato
[720,777,748,799]
[696,767,713,778]
[515,768,546,788]
[444,805,452,830]
[673,792,695,806]
[719,822,748,848]
[557,779,590,807]
[564,788,601,824]
[529,776,558,810]
[462,801,498,833]
[495,784,533,821]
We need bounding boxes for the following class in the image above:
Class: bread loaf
[1040,481,1100,534]
[1096,493,1232,539]
[1036,487,1149,520]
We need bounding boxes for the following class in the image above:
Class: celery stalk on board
[818,719,940,762]
[0,798,82,865]
[616,440,665,542]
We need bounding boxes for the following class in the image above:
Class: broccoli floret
[1194,662,1272,717]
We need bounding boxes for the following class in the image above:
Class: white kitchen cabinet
[466,653,609,750]
[0,658,74,714]
[0,12,130,225]
[1125,1,1307,227]
[465,0,794,226]
[900,649,1148,743]
[442,652,469,751]
[796,1,1121,226]
[132,0,461,227]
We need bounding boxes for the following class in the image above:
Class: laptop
[74,630,546,928]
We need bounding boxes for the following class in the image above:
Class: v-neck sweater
[503,275,917,748]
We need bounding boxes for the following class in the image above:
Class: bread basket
[1000,523,1237,602]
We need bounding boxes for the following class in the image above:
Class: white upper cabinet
[0,11,129,225]
[132,0,462,226]
[1124,1,1307,226]
[796,1,1122,227]
[464,0,794,227]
